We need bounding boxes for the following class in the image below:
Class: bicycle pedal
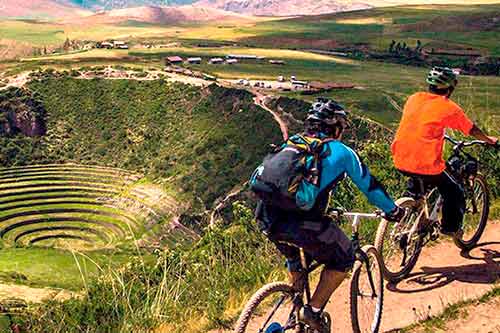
[430,229,439,241]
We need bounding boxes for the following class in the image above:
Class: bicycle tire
[234,282,296,333]
[350,245,384,333]
[375,197,424,282]
[454,174,490,250]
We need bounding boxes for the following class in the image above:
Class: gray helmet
[306,98,349,134]
[426,66,458,89]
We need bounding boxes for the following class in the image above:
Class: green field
[0,4,499,331]
[2,4,500,59]
[5,42,499,129]
[236,4,500,55]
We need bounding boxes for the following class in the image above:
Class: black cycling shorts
[257,203,355,273]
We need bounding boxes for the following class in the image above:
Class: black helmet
[306,98,349,135]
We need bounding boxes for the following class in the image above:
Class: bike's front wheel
[350,245,384,333]
[375,197,424,282]
[235,282,298,333]
[454,174,490,250]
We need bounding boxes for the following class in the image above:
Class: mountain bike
[375,135,497,282]
[235,209,384,333]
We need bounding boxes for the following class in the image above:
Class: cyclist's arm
[469,125,498,145]
[342,145,396,214]
[444,106,497,144]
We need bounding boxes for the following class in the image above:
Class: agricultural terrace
[0,164,163,249]
[0,163,183,290]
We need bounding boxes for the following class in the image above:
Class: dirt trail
[0,72,31,91]
[407,295,500,333]
[253,93,289,141]
[217,221,499,332]
[0,283,75,304]
[328,220,499,332]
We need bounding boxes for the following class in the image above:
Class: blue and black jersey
[296,140,396,214]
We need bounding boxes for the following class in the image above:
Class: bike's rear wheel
[375,197,424,282]
[454,174,489,250]
[350,245,384,333]
[235,282,298,333]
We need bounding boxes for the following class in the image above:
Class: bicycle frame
[296,210,382,312]
[402,189,443,243]
[397,135,490,246]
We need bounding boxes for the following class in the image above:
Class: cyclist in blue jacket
[255,99,403,331]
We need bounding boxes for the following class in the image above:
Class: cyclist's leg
[274,240,304,290]
[437,171,465,233]
[310,269,347,309]
[256,201,306,288]
[266,213,355,307]
[300,217,355,308]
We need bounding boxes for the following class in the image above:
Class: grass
[13,40,499,128]
[235,4,500,55]
[0,247,139,290]
[2,3,500,61]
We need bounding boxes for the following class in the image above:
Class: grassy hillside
[238,4,500,55]
[7,43,500,128]
[2,78,281,210]
[127,46,500,128]
[2,4,500,60]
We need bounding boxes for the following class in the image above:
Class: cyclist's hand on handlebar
[486,136,498,146]
[385,206,405,223]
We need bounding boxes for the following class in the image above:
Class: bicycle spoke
[459,177,488,246]
[382,210,420,273]
[243,291,297,333]
[259,295,287,331]
[352,248,383,333]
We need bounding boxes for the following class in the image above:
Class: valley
[0,1,498,332]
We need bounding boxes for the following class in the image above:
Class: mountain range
[1,0,498,19]
[64,5,253,25]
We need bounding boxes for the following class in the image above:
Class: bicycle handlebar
[328,208,383,219]
[327,208,383,234]
[444,135,491,149]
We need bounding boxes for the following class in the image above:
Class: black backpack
[249,134,333,211]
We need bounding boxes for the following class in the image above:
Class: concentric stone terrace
[0,164,162,249]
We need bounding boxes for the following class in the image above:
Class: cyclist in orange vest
[392,67,498,235]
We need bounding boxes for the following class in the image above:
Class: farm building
[99,42,113,49]
[209,58,224,64]
[187,57,202,64]
[226,54,265,60]
[269,60,286,65]
[291,80,309,87]
[113,41,129,49]
[226,59,238,65]
[166,56,184,65]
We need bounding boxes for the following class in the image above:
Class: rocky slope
[0,88,46,137]
[193,0,371,16]
[0,0,90,18]
[67,5,253,24]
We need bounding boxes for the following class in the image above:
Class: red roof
[166,56,183,62]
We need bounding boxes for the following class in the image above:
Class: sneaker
[298,305,323,332]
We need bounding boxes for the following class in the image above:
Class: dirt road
[253,93,289,141]
[0,283,75,304]
[407,294,500,333]
[218,220,499,332]
[0,72,30,91]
